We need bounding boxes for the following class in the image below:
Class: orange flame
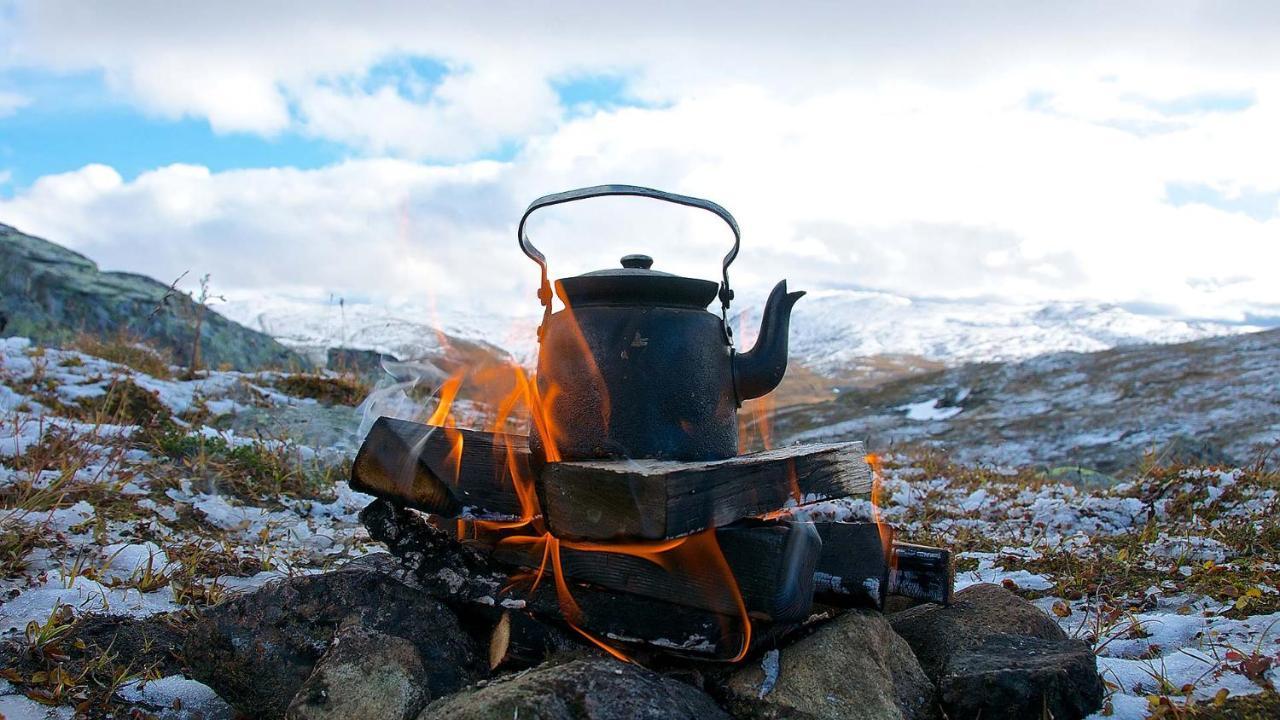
[866,453,894,564]
[737,394,775,454]
[427,374,463,427]
[415,308,755,663]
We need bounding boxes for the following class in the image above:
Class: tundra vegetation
[0,335,1276,719]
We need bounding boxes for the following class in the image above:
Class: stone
[722,609,935,720]
[889,583,1065,681]
[0,222,302,371]
[939,635,1103,720]
[889,584,1102,720]
[286,623,428,720]
[186,560,484,719]
[418,657,731,720]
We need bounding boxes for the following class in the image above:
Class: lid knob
[620,254,654,270]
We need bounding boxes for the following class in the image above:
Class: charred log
[351,417,528,518]
[811,521,893,608]
[485,519,820,622]
[888,542,954,606]
[360,499,753,660]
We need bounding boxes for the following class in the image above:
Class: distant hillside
[0,223,301,371]
[776,328,1280,474]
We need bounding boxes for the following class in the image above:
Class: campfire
[350,185,954,666]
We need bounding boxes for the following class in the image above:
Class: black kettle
[519,185,804,462]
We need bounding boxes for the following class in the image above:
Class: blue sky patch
[1141,91,1255,116]
[0,68,346,195]
[1165,181,1279,222]
[552,72,652,116]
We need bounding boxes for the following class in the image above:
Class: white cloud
[0,90,30,117]
[2,3,1280,323]
[2,79,1279,323]
[8,2,1280,156]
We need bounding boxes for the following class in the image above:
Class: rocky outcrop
[0,223,301,370]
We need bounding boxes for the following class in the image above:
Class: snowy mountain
[775,326,1280,472]
[780,290,1261,375]
[221,290,1262,381]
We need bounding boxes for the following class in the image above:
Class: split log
[811,521,892,608]
[888,542,953,605]
[487,520,820,623]
[351,416,528,518]
[488,610,575,671]
[359,498,751,660]
[539,442,872,540]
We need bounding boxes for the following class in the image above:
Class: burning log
[351,417,871,543]
[539,441,872,540]
[360,499,751,660]
[351,417,528,518]
[888,542,954,606]
[485,520,820,623]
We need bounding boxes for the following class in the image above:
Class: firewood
[888,542,953,605]
[350,416,528,518]
[539,442,872,540]
[811,521,892,608]
[488,610,575,671]
[485,520,820,623]
[351,419,871,540]
[360,499,752,660]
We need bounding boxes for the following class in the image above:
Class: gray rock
[327,346,396,377]
[186,560,484,719]
[287,624,428,720]
[0,222,301,371]
[939,635,1103,720]
[723,609,934,720]
[418,657,731,720]
[889,584,1101,720]
[889,583,1066,681]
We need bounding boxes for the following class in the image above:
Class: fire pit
[349,185,954,663]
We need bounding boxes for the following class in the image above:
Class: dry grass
[144,426,343,504]
[272,372,370,406]
[71,332,173,380]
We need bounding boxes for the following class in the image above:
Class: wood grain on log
[539,442,872,540]
[486,520,820,622]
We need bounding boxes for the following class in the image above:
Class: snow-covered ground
[797,463,1280,719]
[0,337,374,718]
[1,335,1276,718]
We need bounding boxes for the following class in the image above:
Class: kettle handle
[518,184,741,342]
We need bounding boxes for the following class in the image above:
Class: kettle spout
[733,280,805,402]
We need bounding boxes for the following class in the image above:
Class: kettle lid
[555,254,719,309]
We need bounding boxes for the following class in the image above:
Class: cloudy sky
[0,1,1277,323]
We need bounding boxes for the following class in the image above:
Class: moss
[272,372,370,406]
